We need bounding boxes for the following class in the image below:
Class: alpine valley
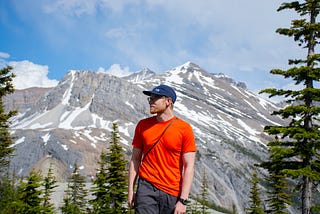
[5,62,286,213]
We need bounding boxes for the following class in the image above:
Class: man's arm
[128,147,143,209]
[175,151,196,213]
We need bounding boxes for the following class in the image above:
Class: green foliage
[90,152,110,213]
[311,206,320,213]
[18,169,44,213]
[104,123,128,213]
[259,0,320,213]
[0,172,20,213]
[0,66,17,172]
[60,197,82,214]
[1,167,58,214]
[189,169,210,214]
[261,138,293,213]
[91,122,128,213]
[265,172,292,214]
[199,169,210,214]
[61,163,88,214]
[246,170,264,214]
[42,163,58,213]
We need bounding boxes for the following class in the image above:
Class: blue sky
[0,0,305,94]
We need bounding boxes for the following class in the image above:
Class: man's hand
[127,192,135,209]
[174,201,187,214]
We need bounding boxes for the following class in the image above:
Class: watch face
[179,198,189,205]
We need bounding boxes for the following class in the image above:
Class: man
[128,84,196,214]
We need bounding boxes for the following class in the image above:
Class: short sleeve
[182,123,196,153]
[132,121,143,149]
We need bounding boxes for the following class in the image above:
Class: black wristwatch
[178,198,189,205]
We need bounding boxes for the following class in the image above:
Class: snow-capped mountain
[6,62,284,213]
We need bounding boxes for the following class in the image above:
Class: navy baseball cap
[143,84,177,103]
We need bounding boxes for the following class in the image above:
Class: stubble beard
[150,106,157,114]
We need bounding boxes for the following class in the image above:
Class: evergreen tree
[18,169,44,213]
[199,169,209,214]
[190,169,210,214]
[246,170,264,214]
[0,171,20,213]
[0,66,16,172]
[189,169,209,214]
[0,66,18,213]
[104,122,128,213]
[263,137,292,214]
[60,163,88,214]
[259,1,320,213]
[189,197,199,214]
[90,152,110,213]
[265,171,292,214]
[42,163,58,213]
[232,204,238,214]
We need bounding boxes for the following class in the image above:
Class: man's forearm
[179,152,196,199]
[128,157,141,209]
[128,160,139,193]
[180,166,194,199]
[128,148,142,193]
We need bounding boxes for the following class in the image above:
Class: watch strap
[178,198,189,205]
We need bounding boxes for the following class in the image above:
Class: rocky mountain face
[5,62,285,213]
[4,87,53,113]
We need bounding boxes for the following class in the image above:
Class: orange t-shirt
[132,116,196,197]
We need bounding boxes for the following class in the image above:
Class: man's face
[148,94,170,114]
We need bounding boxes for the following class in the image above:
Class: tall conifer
[18,169,44,213]
[199,169,209,214]
[246,170,264,214]
[105,122,128,213]
[189,169,210,214]
[60,163,88,214]
[265,171,292,214]
[42,163,58,213]
[0,66,18,213]
[0,171,20,213]
[90,152,109,213]
[260,1,320,213]
[0,66,16,172]
[263,137,292,213]
[91,122,128,213]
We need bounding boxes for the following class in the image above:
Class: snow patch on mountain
[59,102,92,129]
[11,137,25,148]
[62,71,76,105]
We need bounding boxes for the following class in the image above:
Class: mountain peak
[177,61,202,72]
[124,68,156,83]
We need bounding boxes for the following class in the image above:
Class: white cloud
[97,67,107,74]
[9,60,59,90]
[4,0,308,93]
[0,52,10,59]
[101,64,132,77]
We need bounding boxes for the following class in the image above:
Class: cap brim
[143,90,164,96]
[143,90,152,96]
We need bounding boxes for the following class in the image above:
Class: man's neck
[156,111,174,122]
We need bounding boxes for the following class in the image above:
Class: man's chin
[149,108,155,114]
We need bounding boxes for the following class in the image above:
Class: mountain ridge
[6,62,283,213]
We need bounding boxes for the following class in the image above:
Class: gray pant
[135,178,178,214]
